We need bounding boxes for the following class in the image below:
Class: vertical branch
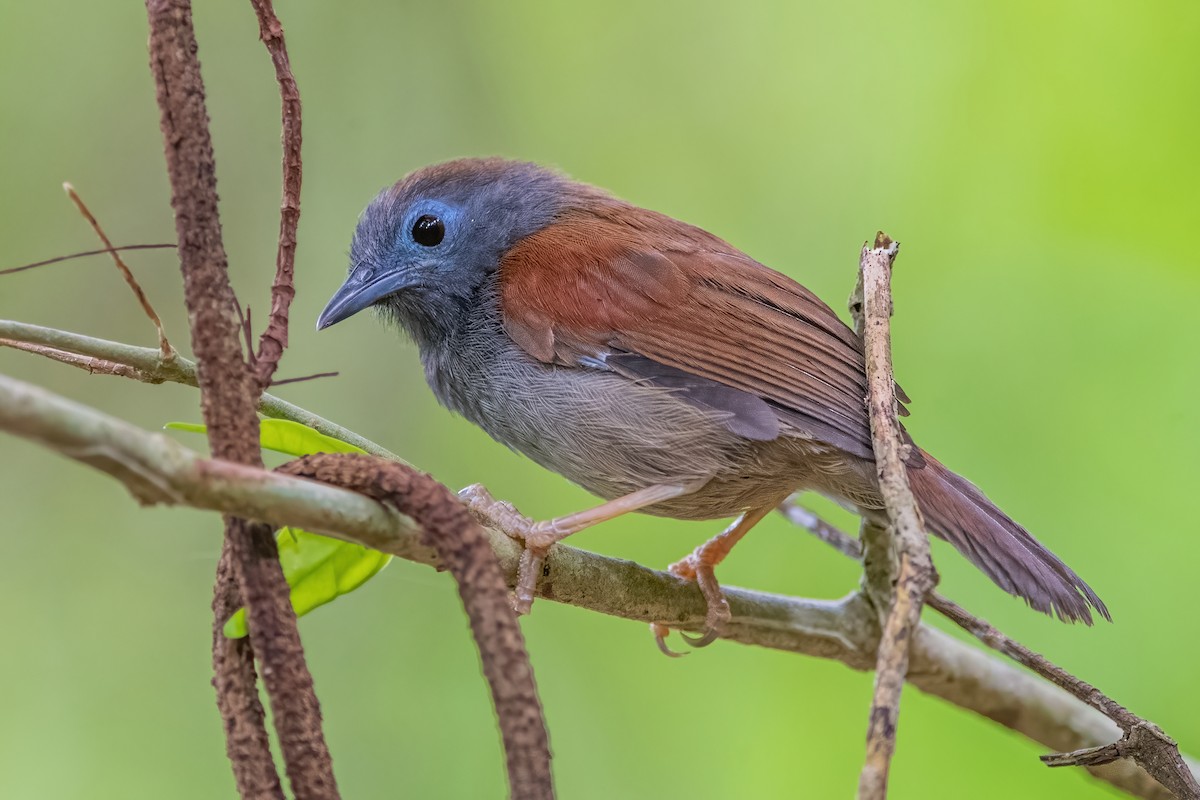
[278,454,556,800]
[143,2,336,798]
[249,0,302,389]
[144,4,279,796]
[211,549,284,800]
[852,234,939,800]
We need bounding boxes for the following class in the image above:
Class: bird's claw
[459,483,531,536]
[680,628,721,648]
[458,483,552,616]
[650,623,689,657]
[665,553,732,649]
[679,595,730,647]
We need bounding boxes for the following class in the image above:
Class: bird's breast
[420,323,807,518]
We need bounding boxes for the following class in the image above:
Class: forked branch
[144,0,332,795]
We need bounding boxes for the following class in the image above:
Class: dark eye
[411,215,445,247]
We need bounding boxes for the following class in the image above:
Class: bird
[316,157,1109,649]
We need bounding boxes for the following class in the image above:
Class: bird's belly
[425,340,819,518]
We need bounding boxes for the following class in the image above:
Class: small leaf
[222,609,249,638]
[166,418,367,458]
[166,419,388,637]
[258,418,368,457]
[223,528,392,638]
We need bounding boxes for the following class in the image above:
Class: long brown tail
[907,451,1110,624]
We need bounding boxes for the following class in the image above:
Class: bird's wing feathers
[498,205,905,458]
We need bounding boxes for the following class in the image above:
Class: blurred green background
[2,1,1198,797]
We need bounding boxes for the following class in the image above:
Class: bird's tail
[907,451,1109,624]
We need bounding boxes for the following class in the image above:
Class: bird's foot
[649,623,689,658]
[660,551,732,649]
[458,483,564,615]
[459,483,529,534]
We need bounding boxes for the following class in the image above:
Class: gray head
[317,158,584,349]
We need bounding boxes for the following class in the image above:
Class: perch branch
[0,371,1194,800]
[852,234,939,799]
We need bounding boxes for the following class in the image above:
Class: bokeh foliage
[1,2,1197,797]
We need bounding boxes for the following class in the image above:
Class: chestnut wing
[498,207,894,459]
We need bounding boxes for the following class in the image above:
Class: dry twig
[0,244,175,276]
[62,184,174,358]
[248,0,303,389]
[851,234,939,799]
[270,370,339,387]
[0,338,156,381]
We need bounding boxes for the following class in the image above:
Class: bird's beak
[316,268,416,330]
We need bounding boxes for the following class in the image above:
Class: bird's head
[317,157,581,348]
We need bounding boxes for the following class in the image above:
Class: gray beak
[316,269,417,330]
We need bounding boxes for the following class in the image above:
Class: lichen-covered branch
[1,371,1194,800]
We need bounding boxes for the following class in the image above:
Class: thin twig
[781,496,1199,800]
[935,596,1200,798]
[776,499,862,559]
[0,244,176,276]
[0,319,403,461]
[853,233,939,800]
[62,184,175,359]
[248,0,302,389]
[1,370,1194,800]
[233,298,256,365]
[0,338,158,382]
[269,371,338,387]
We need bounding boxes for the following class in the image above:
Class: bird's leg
[460,482,697,614]
[662,505,775,650]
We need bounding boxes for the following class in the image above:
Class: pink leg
[461,482,700,614]
[657,505,775,651]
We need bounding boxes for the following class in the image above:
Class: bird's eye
[411,215,445,247]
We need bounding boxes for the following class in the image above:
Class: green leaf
[167,418,387,638]
[222,528,392,638]
[165,418,368,458]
